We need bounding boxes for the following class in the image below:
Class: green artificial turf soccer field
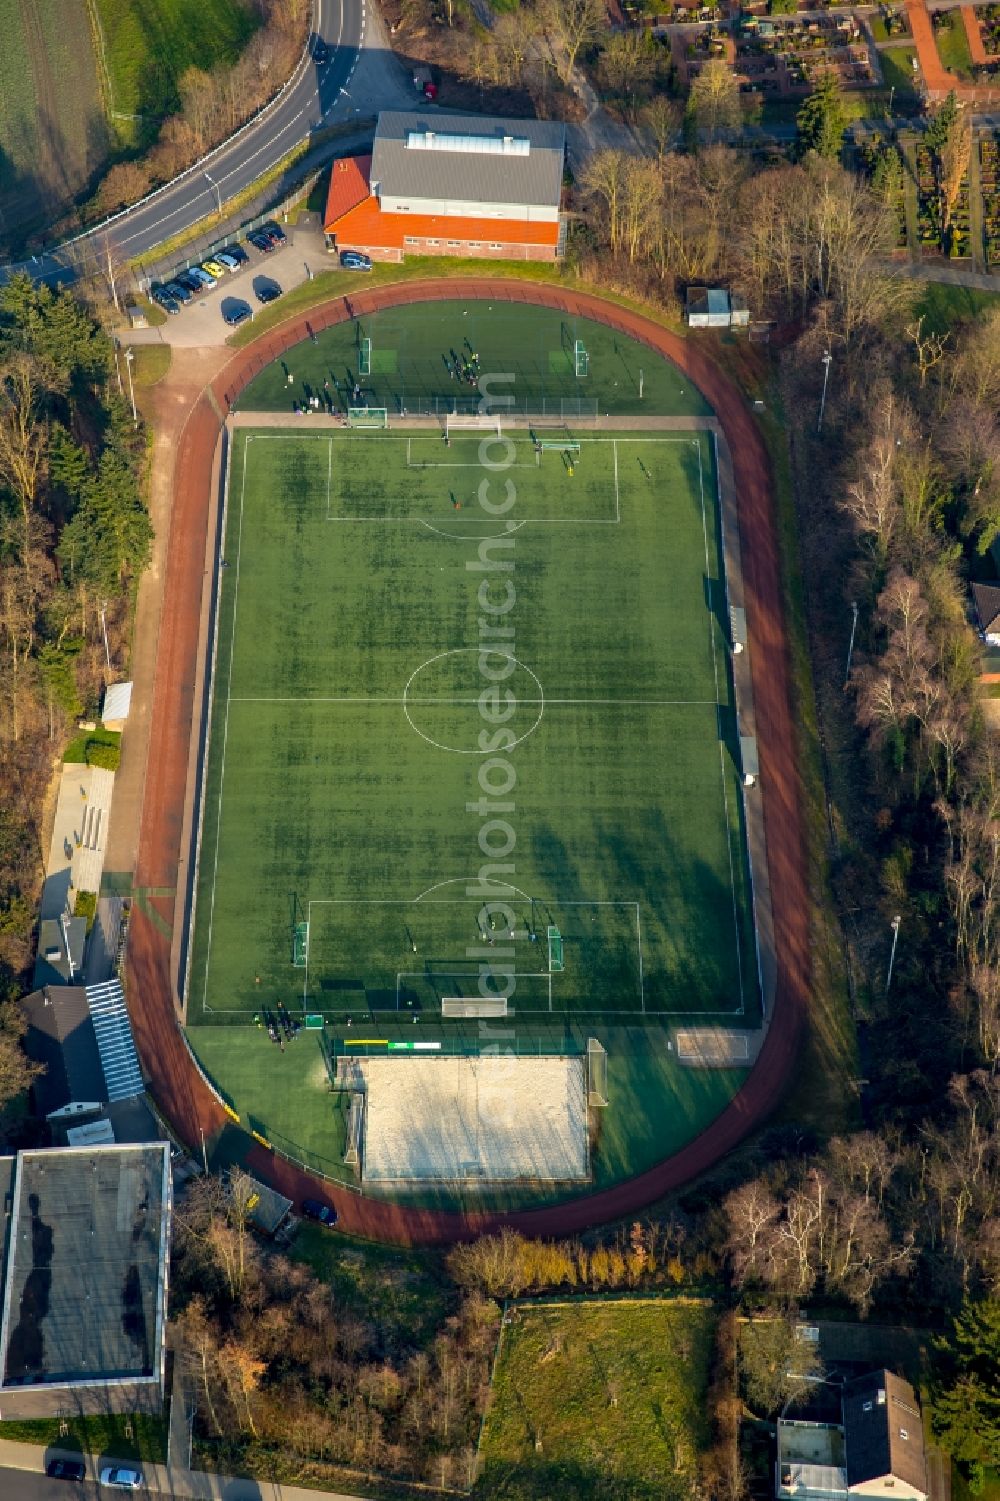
[235,299,712,421]
[186,425,758,1031]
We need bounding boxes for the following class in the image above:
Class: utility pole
[124,347,137,427]
[845,600,859,687]
[112,339,124,397]
[886,915,902,994]
[817,349,833,434]
[99,603,111,671]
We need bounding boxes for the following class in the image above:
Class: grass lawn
[63,726,121,765]
[933,12,974,78]
[878,47,921,105]
[0,1412,168,1463]
[93,0,258,149]
[130,344,172,388]
[475,1300,716,1500]
[953,1468,1000,1501]
[913,281,1000,336]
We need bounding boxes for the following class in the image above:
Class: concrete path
[40,764,116,919]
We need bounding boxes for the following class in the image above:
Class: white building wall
[378,194,559,221]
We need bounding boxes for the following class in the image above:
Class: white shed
[102,681,133,730]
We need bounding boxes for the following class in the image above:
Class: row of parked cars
[150,221,289,322]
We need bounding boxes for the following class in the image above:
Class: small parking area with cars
[137,219,335,348]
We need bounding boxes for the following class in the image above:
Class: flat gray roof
[371,111,565,209]
[0,1145,170,1391]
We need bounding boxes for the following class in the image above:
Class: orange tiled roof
[324,154,372,229]
[330,196,560,249]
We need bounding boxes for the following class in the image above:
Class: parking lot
[134,218,335,348]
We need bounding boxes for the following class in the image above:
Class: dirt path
[105,350,229,878]
[962,2,993,64]
[128,281,808,1245]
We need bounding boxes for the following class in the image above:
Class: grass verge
[755,387,859,1136]
[129,344,172,387]
[0,1411,168,1463]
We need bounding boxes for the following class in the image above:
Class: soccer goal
[441,997,509,1018]
[587,1037,608,1108]
[574,339,589,378]
[358,336,372,377]
[293,921,309,968]
[547,925,564,972]
[443,414,503,441]
[347,406,388,428]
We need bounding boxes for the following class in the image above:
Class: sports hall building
[324,110,567,263]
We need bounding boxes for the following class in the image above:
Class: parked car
[98,1466,143,1491]
[46,1458,87,1482]
[175,272,203,293]
[163,280,192,302]
[340,249,372,272]
[187,267,216,289]
[255,283,282,304]
[301,1197,338,1227]
[313,36,330,63]
[222,243,249,265]
[261,220,287,243]
[150,289,180,315]
[202,259,227,278]
[214,251,241,271]
[247,232,275,253]
[223,302,253,326]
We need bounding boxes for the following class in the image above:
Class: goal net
[444,414,503,440]
[587,1037,608,1107]
[347,406,388,428]
[441,997,509,1018]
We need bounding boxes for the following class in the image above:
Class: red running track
[127,280,808,1245]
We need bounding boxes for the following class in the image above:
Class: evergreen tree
[932,1297,1000,1474]
[795,70,845,160]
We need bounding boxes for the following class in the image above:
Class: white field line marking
[228,696,719,706]
[613,439,620,523]
[696,437,746,1017]
[201,432,248,1010]
[635,901,645,1013]
[326,438,333,519]
[326,515,621,526]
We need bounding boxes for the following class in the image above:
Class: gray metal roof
[371,111,565,209]
[0,1145,170,1390]
[21,987,107,1119]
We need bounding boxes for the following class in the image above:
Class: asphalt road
[11,0,364,286]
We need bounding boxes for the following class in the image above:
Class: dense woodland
[0,274,151,1107]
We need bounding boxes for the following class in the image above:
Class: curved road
[12,0,363,283]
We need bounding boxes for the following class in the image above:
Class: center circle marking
[402,648,545,755]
